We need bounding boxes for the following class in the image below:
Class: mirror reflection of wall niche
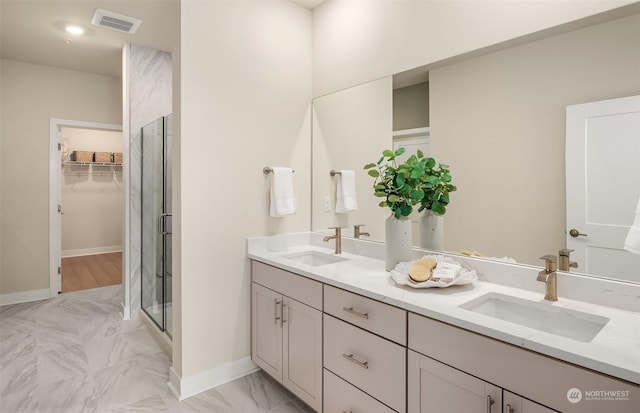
[393,81,429,131]
[310,13,640,283]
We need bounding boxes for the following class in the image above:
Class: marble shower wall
[128,44,172,316]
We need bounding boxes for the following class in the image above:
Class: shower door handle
[157,213,172,235]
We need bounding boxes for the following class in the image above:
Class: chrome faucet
[558,248,578,272]
[323,227,342,254]
[354,224,370,239]
[538,255,558,301]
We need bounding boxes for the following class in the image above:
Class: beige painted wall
[0,59,121,294]
[177,0,311,380]
[430,13,640,265]
[313,0,638,96]
[393,81,429,131]
[61,128,123,256]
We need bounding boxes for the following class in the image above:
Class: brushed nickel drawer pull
[281,303,287,325]
[274,299,281,325]
[342,306,369,319]
[486,395,495,413]
[342,411,353,413]
[504,404,513,413]
[342,353,369,369]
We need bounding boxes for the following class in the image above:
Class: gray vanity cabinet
[408,313,636,413]
[251,262,323,412]
[408,350,503,413]
[250,259,637,413]
[408,350,557,413]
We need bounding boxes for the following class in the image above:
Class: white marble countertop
[247,232,640,384]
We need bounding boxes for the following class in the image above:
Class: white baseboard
[62,246,122,258]
[0,288,51,306]
[168,357,260,400]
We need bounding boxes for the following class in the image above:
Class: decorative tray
[390,255,477,288]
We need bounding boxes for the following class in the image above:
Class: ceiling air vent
[91,9,142,34]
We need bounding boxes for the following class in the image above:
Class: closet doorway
[58,126,124,293]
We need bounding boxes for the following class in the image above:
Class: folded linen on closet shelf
[269,167,295,217]
[335,170,358,213]
[624,196,640,255]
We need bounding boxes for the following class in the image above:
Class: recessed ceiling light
[65,25,85,35]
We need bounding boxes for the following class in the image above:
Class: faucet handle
[353,224,368,238]
[539,255,557,272]
[559,248,574,257]
[328,226,341,235]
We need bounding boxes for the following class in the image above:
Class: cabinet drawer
[251,261,322,310]
[324,369,396,413]
[324,314,406,413]
[324,285,406,345]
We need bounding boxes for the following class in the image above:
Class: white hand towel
[269,167,295,218]
[624,195,640,255]
[335,170,358,213]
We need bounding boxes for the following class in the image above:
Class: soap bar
[432,262,461,282]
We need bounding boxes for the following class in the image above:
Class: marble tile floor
[0,285,314,413]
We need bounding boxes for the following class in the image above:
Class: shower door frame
[140,116,171,335]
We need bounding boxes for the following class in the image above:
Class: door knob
[569,229,588,238]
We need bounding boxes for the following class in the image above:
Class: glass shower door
[164,114,173,337]
[141,117,171,332]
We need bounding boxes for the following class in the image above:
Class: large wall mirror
[311,13,640,283]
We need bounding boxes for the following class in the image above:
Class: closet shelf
[62,161,123,167]
[61,161,123,176]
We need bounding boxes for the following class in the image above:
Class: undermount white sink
[459,292,609,343]
[282,251,348,267]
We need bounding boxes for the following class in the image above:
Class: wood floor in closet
[61,252,122,293]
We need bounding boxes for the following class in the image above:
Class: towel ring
[263,166,295,175]
[329,170,342,176]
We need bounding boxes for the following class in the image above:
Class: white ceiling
[0,0,178,78]
[0,0,326,78]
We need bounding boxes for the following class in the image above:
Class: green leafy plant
[363,147,456,219]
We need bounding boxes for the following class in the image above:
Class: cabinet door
[282,296,322,412]
[504,391,559,413]
[251,282,282,381]
[408,350,502,413]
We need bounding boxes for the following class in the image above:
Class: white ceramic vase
[385,214,413,271]
[420,209,444,251]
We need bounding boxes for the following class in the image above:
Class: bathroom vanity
[248,233,639,413]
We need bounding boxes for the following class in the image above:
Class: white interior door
[566,95,640,282]
[51,124,63,296]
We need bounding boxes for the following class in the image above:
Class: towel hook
[329,170,342,176]
[263,166,295,175]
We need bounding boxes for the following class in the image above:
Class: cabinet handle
[274,299,281,325]
[486,395,495,413]
[342,306,369,319]
[281,302,287,325]
[342,353,369,369]
[504,404,513,413]
[342,411,353,413]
